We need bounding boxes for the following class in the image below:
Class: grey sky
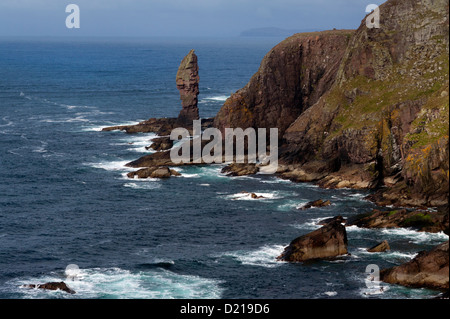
[0,0,387,37]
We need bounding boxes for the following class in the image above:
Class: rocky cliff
[275,0,449,207]
[214,30,354,137]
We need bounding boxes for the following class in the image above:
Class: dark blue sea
[0,37,447,299]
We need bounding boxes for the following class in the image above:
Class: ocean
[0,37,447,299]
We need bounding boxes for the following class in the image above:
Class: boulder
[367,240,390,253]
[278,219,348,262]
[147,137,173,151]
[24,282,75,294]
[151,167,172,179]
[127,166,179,179]
[380,241,449,290]
[299,199,332,210]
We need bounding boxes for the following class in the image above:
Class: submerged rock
[23,282,75,294]
[278,218,348,262]
[239,191,265,199]
[298,199,332,210]
[380,241,449,290]
[127,166,180,179]
[367,240,390,253]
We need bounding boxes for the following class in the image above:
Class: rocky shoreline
[101,0,449,296]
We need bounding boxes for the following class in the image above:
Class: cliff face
[213,30,354,136]
[280,0,449,207]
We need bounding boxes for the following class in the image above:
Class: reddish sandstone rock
[213,30,353,137]
[176,49,200,125]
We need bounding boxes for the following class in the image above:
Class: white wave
[346,225,449,245]
[226,192,281,201]
[199,184,210,187]
[124,182,161,190]
[379,228,448,244]
[82,125,110,132]
[178,173,199,178]
[360,285,390,297]
[32,141,48,154]
[86,160,134,172]
[62,104,96,110]
[277,200,307,211]
[176,166,227,180]
[291,217,334,231]
[199,95,229,103]
[260,178,292,184]
[356,248,418,261]
[0,116,13,127]
[324,291,338,297]
[40,116,90,123]
[217,244,286,268]
[122,134,158,153]
[9,267,223,299]
[83,121,146,132]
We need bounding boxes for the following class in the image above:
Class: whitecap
[124,182,161,190]
[324,291,338,297]
[378,228,448,244]
[199,95,229,103]
[0,116,13,127]
[40,116,90,123]
[291,217,334,231]
[260,178,292,184]
[84,121,146,132]
[226,192,281,201]
[277,200,307,211]
[216,244,286,268]
[8,267,223,299]
[180,173,201,178]
[86,160,134,172]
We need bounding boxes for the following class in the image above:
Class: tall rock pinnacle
[176,49,200,125]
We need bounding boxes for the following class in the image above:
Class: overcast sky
[0,0,387,37]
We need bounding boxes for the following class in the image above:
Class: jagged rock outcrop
[380,241,449,290]
[278,218,348,262]
[347,207,449,233]
[214,30,354,137]
[279,0,449,207]
[221,163,259,176]
[177,49,200,125]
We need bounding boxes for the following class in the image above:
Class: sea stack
[176,49,200,125]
